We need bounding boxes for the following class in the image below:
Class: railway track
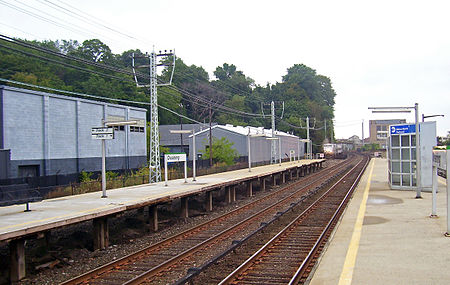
[61,157,361,285]
[218,155,369,285]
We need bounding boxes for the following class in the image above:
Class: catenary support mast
[132,49,175,182]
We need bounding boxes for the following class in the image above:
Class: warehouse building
[159,123,216,154]
[188,124,305,164]
[0,85,147,180]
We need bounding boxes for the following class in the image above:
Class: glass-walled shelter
[388,122,436,191]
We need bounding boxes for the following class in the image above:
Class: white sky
[1,0,449,139]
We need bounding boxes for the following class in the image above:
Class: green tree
[200,137,239,165]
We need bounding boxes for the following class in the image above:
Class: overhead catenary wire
[0,77,209,127]
[1,35,268,120]
[0,0,113,41]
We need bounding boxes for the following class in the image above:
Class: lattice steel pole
[149,51,161,182]
[132,50,176,183]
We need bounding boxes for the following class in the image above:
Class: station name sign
[165,153,187,162]
[390,124,416,135]
[92,127,114,140]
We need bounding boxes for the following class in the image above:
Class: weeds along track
[61,157,358,285]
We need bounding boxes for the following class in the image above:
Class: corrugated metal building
[0,86,147,179]
[159,123,216,154]
[189,124,305,163]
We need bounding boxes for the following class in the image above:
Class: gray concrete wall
[0,86,147,178]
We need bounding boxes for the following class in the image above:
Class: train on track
[323,143,349,159]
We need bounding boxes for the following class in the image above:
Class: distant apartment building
[369,119,406,149]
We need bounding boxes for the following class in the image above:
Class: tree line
[0,37,337,150]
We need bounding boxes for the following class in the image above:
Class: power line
[0,41,135,83]
[0,0,108,40]
[0,77,209,127]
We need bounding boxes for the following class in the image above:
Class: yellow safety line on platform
[338,159,374,285]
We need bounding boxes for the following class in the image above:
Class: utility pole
[271,101,277,164]
[324,119,327,143]
[362,119,365,147]
[209,103,213,167]
[132,49,176,183]
[179,103,183,152]
[306,117,310,159]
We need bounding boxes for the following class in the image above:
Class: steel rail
[288,156,369,284]
[61,159,350,285]
[218,155,366,284]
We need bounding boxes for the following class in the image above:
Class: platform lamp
[247,127,266,172]
[368,104,422,198]
[170,129,197,181]
[101,120,139,198]
[267,137,282,166]
[422,114,444,122]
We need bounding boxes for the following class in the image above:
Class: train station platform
[1,159,323,281]
[0,159,323,242]
[309,158,450,285]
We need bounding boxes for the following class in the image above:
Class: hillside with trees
[0,36,337,150]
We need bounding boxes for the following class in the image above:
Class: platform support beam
[261,177,266,191]
[247,181,253,197]
[232,186,236,202]
[93,217,109,250]
[225,187,232,204]
[206,191,213,212]
[282,172,286,184]
[149,205,158,232]
[273,175,277,186]
[181,197,189,219]
[10,238,26,282]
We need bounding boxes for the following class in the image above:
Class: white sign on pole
[91,127,114,140]
[165,153,187,163]
[164,153,188,186]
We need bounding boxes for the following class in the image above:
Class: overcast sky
[1,0,449,138]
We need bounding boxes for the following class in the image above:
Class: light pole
[369,104,422,198]
[422,114,444,122]
[170,129,197,181]
[100,120,138,198]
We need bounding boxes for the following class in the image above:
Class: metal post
[362,119,365,148]
[297,139,300,161]
[446,150,450,236]
[164,155,168,187]
[415,103,422,198]
[101,139,107,198]
[278,137,282,166]
[193,132,196,181]
[248,128,251,172]
[149,51,161,183]
[101,119,107,198]
[271,101,276,164]
[306,117,310,159]
[431,163,437,217]
[184,158,187,183]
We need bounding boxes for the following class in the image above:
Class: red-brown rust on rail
[61,158,354,285]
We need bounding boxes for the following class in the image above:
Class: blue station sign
[390,124,416,135]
